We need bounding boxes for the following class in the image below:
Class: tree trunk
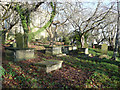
[81,35,85,48]
[112,1,120,60]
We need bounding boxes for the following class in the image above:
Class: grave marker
[15,33,24,48]
[101,44,108,55]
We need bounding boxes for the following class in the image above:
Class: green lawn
[1,48,120,88]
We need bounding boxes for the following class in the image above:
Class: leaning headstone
[101,44,108,55]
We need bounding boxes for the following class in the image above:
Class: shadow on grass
[78,55,120,66]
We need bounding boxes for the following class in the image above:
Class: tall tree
[10,1,56,48]
[15,2,45,48]
[112,0,120,60]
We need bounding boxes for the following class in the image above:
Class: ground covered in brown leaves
[2,51,92,88]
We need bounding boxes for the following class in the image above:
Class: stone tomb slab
[34,60,63,73]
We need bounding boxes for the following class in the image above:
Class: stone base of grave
[33,60,63,73]
[45,46,62,55]
[5,47,35,61]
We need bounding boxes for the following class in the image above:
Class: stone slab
[34,60,63,73]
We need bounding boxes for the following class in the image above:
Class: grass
[2,48,120,88]
[59,48,120,88]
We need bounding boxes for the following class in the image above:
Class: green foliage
[72,31,81,41]
[63,37,70,45]
[0,66,5,79]
[59,48,120,88]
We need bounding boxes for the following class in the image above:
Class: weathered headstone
[101,44,108,55]
[33,60,63,73]
[73,46,77,50]
[69,46,73,51]
[15,33,24,48]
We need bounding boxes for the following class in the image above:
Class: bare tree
[0,2,19,45]
[112,0,120,60]
[60,2,115,48]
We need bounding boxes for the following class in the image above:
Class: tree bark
[112,1,120,60]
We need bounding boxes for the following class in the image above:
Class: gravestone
[73,46,77,50]
[33,60,63,73]
[101,44,108,55]
[15,33,24,48]
[69,46,73,51]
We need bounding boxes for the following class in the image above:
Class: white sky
[0,0,118,2]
